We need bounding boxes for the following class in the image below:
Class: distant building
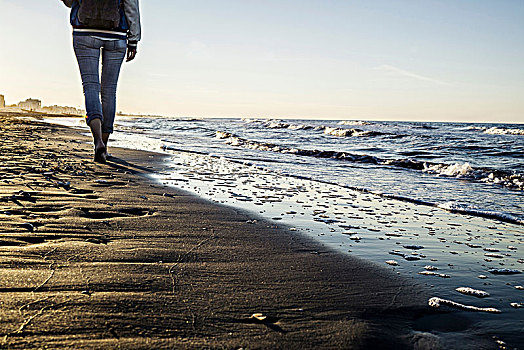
[18,98,41,111]
[0,96,84,115]
[41,105,84,115]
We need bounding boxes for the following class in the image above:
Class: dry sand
[0,113,436,349]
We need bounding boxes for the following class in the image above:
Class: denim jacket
[62,0,141,48]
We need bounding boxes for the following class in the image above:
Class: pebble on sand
[488,268,521,275]
[456,287,490,297]
[418,271,450,278]
[428,297,501,313]
[403,245,424,250]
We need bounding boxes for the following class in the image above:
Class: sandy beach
[1,113,506,349]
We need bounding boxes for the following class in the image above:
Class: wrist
[127,41,138,51]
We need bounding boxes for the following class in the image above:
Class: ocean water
[44,116,523,348]
[114,118,523,221]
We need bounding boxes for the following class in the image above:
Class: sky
[0,0,523,123]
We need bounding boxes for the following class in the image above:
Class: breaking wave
[484,127,524,135]
[464,126,524,135]
[436,202,523,224]
[337,120,373,126]
[240,119,384,137]
[323,127,385,137]
[215,131,524,191]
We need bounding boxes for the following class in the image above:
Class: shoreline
[33,113,524,226]
[0,113,503,349]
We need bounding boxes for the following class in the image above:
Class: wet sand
[0,113,476,349]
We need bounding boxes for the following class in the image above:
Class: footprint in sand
[78,207,153,220]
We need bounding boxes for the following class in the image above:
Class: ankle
[95,141,106,150]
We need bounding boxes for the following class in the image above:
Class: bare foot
[94,145,107,163]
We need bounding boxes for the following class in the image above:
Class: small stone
[456,287,490,297]
[403,245,424,250]
[485,253,504,259]
[489,268,521,275]
[484,247,500,252]
[404,256,421,261]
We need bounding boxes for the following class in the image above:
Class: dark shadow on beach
[105,155,159,175]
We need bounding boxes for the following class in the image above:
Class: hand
[126,48,137,62]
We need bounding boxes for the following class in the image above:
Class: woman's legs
[73,36,107,162]
[74,36,126,162]
[100,39,126,156]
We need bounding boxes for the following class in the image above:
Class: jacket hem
[73,28,127,39]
